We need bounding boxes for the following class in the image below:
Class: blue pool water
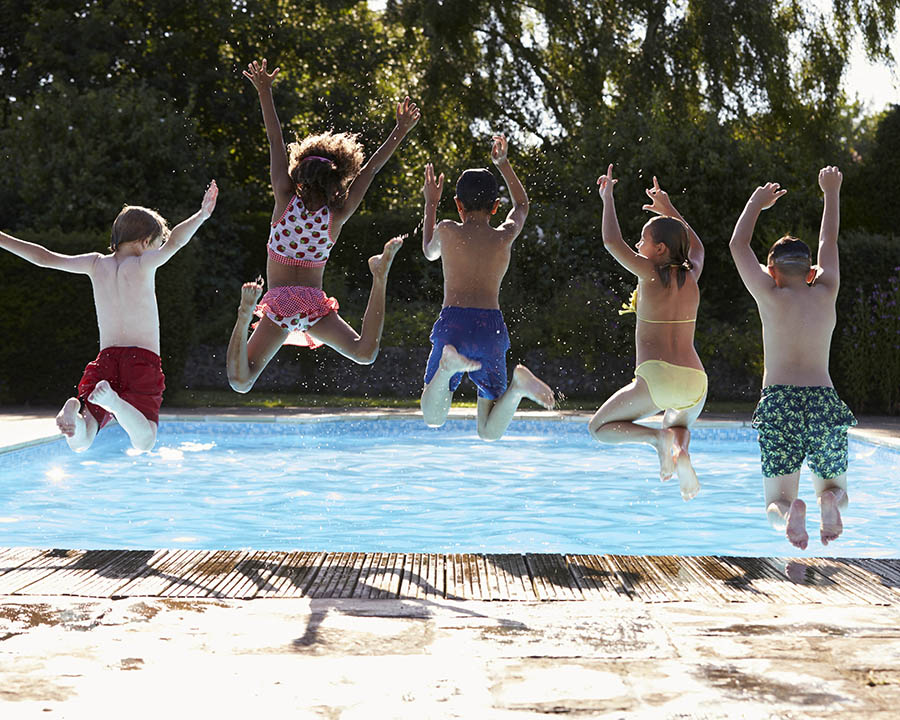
[0,419,898,557]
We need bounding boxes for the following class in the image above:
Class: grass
[165,389,757,415]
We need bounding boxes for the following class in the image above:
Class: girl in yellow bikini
[589,166,707,501]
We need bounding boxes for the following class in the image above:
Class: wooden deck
[1,548,898,604]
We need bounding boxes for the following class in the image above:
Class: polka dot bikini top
[268,195,335,267]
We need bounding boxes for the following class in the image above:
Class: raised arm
[141,181,218,269]
[642,176,705,275]
[597,164,654,279]
[729,182,786,298]
[491,135,529,241]
[422,163,444,261]
[815,165,842,292]
[0,231,98,274]
[243,59,294,209]
[333,97,420,225]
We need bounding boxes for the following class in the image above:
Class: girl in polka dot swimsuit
[227,59,420,392]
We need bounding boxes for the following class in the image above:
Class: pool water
[0,419,897,557]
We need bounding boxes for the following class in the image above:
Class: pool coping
[1,407,898,454]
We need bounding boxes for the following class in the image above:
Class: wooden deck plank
[277,551,326,598]
[161,550,247,598]
[683,555,773,603]
[17,550,128,596]
[0,547,46,576]
[113,550,210,597]
[0,548,897,605]
[802,558,900,605]
[66,550,165,597]
[526,554,581,601]
[217,551,287,599]
[0,549,94,594]
[398,553,422,599]
[607,555,669,603]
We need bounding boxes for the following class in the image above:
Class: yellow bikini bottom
[635,360,708,411]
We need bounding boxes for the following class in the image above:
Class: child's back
[436,217,513,309]
[91,251,163,354]
[754,277,836,387]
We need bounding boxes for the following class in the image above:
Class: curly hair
[646,216,693,289]
[287,131,365,209]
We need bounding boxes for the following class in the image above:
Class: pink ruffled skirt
[254,285,339,348]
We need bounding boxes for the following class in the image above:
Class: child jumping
[729,166,856,550]
[227,59,418,391]
[589,167,707,501]
[420,135,555,440]
[0,182,219,452]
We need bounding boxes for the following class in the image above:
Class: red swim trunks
[77,346,166,429]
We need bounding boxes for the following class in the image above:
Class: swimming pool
[0,418,897,557]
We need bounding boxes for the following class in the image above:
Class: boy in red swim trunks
[0,181,218,452]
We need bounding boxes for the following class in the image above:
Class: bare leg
[420,345,481,427]
[477,365,555,441]
[814,473,848,546]
[662,391,707,501]
[56,397,98,452]
[226,280,290,393]
[588,378,674,479]
[764,472,807,549]
[87,381,157,452]
[307,237,403,364]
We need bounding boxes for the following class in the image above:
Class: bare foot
[511,364,555,410]
[88,380,120,413]
[655,428,676,481]
[239,277,264,316]
[819,489,845,546]
[785,499,809,550]
[368,235,405,280]
[670,427,700,500]
[56,397,81,437]
[440,344,481,374]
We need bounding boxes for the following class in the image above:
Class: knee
[587,415,605,437]
[227,372,254,394]
[477,426,500,442]
[352,345,379,366]
[132,433,157,453]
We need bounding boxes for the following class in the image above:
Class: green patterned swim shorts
[751,385,857,479]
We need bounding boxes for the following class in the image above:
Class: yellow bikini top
[618,288,696,324]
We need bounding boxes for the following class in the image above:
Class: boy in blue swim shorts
[730,166,856,550]
[420,135,555,440]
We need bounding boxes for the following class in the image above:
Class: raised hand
[641,175,676,216]
[242,59,280,94]
[597,163,618,202]
[490,134,509,165]
[423,163,444,205]
[818,165,842,194]
[396,97,421,134]
[200,180,219,219]
[748,182,787,210]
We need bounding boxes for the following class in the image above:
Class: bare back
[754,282,836,387]
[633,271,703,370]
[438,220,512,309]
[90,253,161,354]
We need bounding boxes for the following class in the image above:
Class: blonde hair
[110,205,169,252]
[288,131,365,209]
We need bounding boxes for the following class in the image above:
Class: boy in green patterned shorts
[729,166,856,550]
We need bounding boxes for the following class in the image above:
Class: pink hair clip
[302,155,333,164]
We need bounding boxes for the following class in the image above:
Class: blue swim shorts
[751,384,857,479]
[423,306,511,400]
